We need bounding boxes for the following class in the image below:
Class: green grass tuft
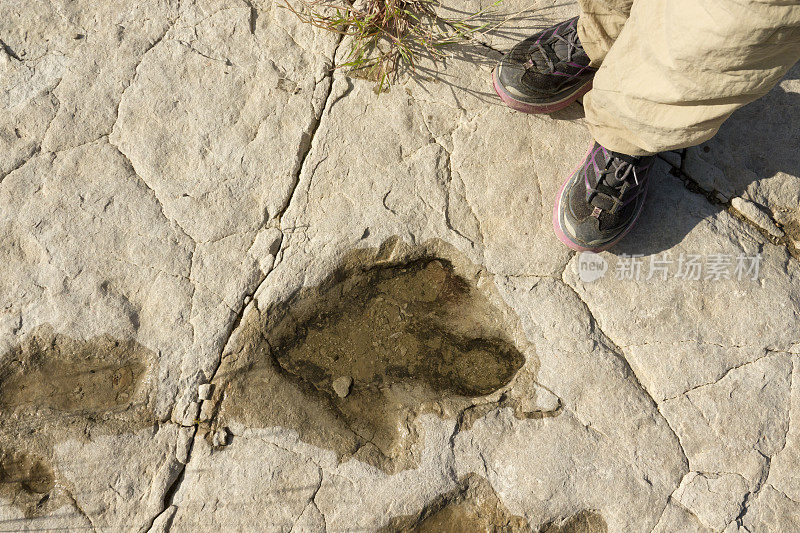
[283,0,503,92]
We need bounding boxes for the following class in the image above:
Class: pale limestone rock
[53,425,183,531]
[149,505,178,533]
[0,0,180,164]
[291,501,327,532]
[249,226,283,272]
[651,500,712,533]
[211,427,231,447]
[176,427,196,464]
[199,400,215,422]
[731,196,784,238]
[660,355,791,475]
[673,472,749,531]
[0,504,94,532]
[449,104,585,275]
[183,401,201,426]
[107,0,339,422]
[198,383,214,400]
[564,165,800,403]
[454,407,679,531]
[658,355,792,524]
[768,355,800,501]
[2,0,799,529]
[740,485,800,532]
[313,416,460,531]
[109,5,337,243]
[517,382,561,413]
[437,0,580,51]
[0,141,194,415]
[174,418,459,531]
[169,435,322,530]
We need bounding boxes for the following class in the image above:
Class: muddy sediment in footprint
[210,238,552,471]
[0,326,156,517]
[0,448,56,518]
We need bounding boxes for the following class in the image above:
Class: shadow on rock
[684,63,800,241]
[610,160,725,257]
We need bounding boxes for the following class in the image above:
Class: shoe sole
[552,143,648,253]
[492,67,593,115]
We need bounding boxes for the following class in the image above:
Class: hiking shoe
[492,16,597,114]
[553,142,655,252]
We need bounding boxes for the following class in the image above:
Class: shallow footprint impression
[0,326,155,517]
[210,238,535,471]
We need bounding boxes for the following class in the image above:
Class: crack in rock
[143,427,197,533]
[0,145,41,184]
[558,276,690,472]
[273,37,343,222]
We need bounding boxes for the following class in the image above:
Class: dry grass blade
[281,0,505,92]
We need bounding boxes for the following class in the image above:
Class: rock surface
[1,0,798,531]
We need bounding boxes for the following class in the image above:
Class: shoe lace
[534,26,582,72]
[587,156,647,213]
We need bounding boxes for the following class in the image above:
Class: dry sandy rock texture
[1,0,799,531]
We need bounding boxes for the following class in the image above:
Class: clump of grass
[283,0,501,92]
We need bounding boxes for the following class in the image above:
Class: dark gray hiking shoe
[553,142,655,252]
[492,16,597,114]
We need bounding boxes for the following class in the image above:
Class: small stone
[249,227,283,271]
[181,401,200,426]
[199,401,214,422]
[332,376,353,398]
[212,427,231,447]
[731,197,784,238]
[198,383,213,400]
[176,428,193,464]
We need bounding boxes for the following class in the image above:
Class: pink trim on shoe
[552,142,649,253]
[492,68,592,115]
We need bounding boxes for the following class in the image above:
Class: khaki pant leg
[583,0,800,156]
[577,0,635,66]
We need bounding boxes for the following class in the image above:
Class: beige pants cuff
[576,0,800,156]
